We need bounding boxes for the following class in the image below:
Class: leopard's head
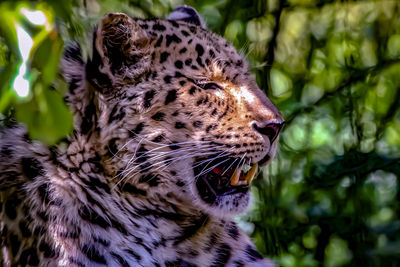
[63,6,283,218]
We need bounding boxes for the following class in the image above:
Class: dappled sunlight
[13,25,33,98]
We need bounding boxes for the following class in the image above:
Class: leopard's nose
[252,121,284,144]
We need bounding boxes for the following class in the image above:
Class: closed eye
[199,82,222,90]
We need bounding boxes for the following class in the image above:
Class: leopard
[0,6,283,267]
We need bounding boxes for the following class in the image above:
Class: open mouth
[194,157,259,204]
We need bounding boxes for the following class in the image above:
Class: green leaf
[15,86,73,144]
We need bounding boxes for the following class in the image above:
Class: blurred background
[1,0,400,266]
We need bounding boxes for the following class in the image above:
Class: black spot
[20,248,39,266]
[93,237,110,247]
[108,105,125,123]
[174,71,183,78]
[205,233,218,252]
[21,157,43,179]
[5,198,20,220]
[125,249,142,261]
[153,23,166,31]
[169,20,180,28]
[128,93,138,101]
[81,244,107,264]
[160,52,170,63]
[19,221,31,237]
[169,142,181,150]
[68,77,80,94]
[174,60,183,69]
[233,260,245,267]
[64,42,84,65]
[34,226,45,235]
[181,30,190,37]
[164,75,172,84]
[211,108,218,116]
[165,90,178,105]
[165,259,197,267]
[10,233,20,256]
[59,228,80,239]
[166,34,182,46]
[211,243,231,266]
[175,122,186,129]
[39,241,58,258]
[139,174,160,187]
[208,50,216,59]
[155,35,164,47]
[176,180,185,187]
[195,44,204,56]
[1,145,12,156]
[227,222,239,240]
[189,249,199,257]
[152,134,164,143]
[144,90,156,108]
[80,175,110,195]
[179,47,187,54]
[172,111,179,116]
[185,58,192,66]
[69,257,86,267]
[79,206,113,230]
[196,57,204,67]
[131,122,145,136]
[107,138,118,155]
[81,101,96,134]
[111,252,130,267]
[245,245,263,261]
[179,80,186,86]
[39,183,56,205]
[189,86,196,95]
[173,215,209,245]
[152,112,165,121]
[193,121,203,128]
[37,210,49,221]
[134,146,148,165]
[120,183,147,196]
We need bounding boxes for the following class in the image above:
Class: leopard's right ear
[87,13,151,93]
[168,6,206,28]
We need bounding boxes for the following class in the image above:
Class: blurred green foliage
[1,0,400,266]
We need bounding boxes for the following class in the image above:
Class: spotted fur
[0,6,281,266]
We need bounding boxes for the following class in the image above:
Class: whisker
[221,158,238,176]
[193,157,231,181]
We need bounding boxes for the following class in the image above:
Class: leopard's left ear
[167,6,206,28]
[88,13,151,93]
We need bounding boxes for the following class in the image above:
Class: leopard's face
[72,7,283,218]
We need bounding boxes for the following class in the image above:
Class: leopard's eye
[201,82,222,90]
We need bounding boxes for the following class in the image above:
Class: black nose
[253,121,284,144]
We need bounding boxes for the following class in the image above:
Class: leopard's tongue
[211,163,258,186]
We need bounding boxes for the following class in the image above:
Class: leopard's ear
[88,13,151,93]
[167,6,206,28]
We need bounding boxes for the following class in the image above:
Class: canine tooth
[230,168,241,186]
[245,163,258,184]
